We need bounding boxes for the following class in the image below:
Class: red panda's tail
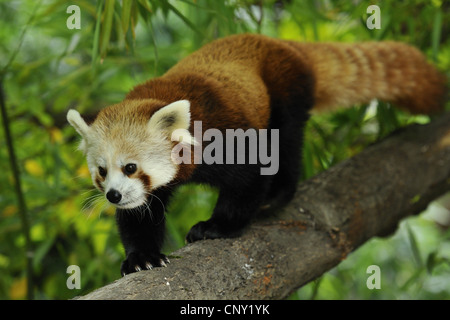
[287,41,447,114]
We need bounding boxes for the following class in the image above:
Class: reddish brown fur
[127,34,445,121]
[114,34,446,183]
[287,41,446,113]
[126,35,317,131]
[88,35,447,269]
[137,171,151,190]
[95,176,104,193]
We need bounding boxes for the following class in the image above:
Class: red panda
[67,34,446,276]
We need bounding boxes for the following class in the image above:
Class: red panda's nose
[106,189,122,204]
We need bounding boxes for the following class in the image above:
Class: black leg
[261,98,310,214]
[261,126,303,214]
[116,188,172,276]
[186,165,270,242]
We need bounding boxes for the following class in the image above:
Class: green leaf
[426,252,438,274]
[405,222,423,269]
[165,2,204,36]
[33,236,56,270]
[431,8,442,62]
[121,0,133,34]
[91,1,104,69]
[100,0,115,59]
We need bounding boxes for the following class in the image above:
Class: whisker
[143,191,166,225]
[80,189,106,219]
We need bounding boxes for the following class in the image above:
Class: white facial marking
[144,99,194,188]
[67,99,194,209]
[106,167,146,209]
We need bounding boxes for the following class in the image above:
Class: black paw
[186,220,242,243]
[120,251,170,276]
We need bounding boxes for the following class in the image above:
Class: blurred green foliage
[0,0,449,300]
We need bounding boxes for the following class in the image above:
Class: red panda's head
[67,99,196,209]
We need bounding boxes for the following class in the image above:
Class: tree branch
[76,113,450,300]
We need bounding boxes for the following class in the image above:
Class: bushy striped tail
[288,41,447,114]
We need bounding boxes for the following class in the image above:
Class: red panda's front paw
[120,251,170,276]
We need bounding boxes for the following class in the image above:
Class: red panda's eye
[124,163,137,175]
[98,166,107,177]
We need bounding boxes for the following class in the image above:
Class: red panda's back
[162,34,282,128]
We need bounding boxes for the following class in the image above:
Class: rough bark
[76,113,450,300]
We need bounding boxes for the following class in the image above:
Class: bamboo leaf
[100,0,115,59]
[121,0,133,34]
[431,8,442,62]
[91,1,104,68]
[405,222,423,269]
[130,0,139,39]
[165,2,204,36]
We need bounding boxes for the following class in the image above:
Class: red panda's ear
[67,109,92,139]
[67,109,93,153]
[148,100,197,145]
[148,100,190,132]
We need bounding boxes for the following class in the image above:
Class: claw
[145,262,153,270]
[135,265,142,272]
[160,259,167,267]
